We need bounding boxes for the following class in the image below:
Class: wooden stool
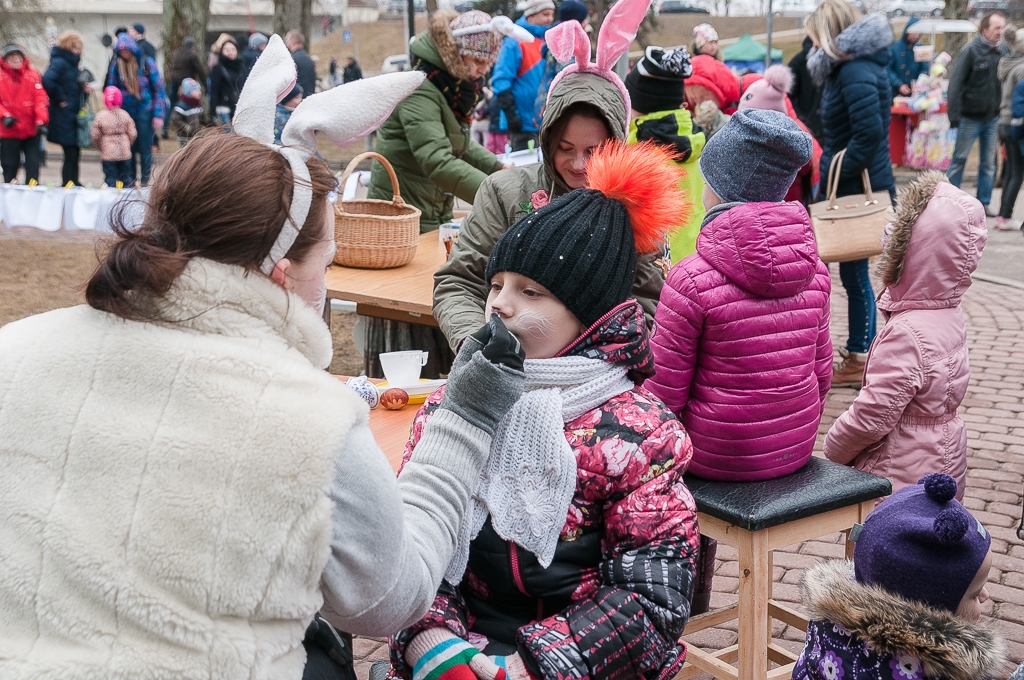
[677,457,891,680]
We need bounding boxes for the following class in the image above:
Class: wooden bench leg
[844,499,877,559]
[737,528,770,680]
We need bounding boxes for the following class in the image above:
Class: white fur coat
[0,258,366,679]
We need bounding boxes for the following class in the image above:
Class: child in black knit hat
[388,143,703,680]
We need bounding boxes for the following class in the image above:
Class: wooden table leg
[845,499,878,559]
[737,528,770,680]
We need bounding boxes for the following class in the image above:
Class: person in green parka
[625,46,706,263]
[368,9,509,233]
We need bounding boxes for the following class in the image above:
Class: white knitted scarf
[445,356,633,585]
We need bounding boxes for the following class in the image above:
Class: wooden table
[325,232,447,327]
[370,405,418,471]
[334,375,419,471]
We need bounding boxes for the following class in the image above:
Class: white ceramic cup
[379,350,429,387]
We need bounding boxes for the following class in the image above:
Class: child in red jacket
[389,143,700,680]
[0,44,49,184]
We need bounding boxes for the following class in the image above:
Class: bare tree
[0,0,42,46]
[163,0,210,61]
[274,0,314,40]
[943,0,970,60]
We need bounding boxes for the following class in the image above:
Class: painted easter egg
[380,388,410,411]
[346,376,380,409]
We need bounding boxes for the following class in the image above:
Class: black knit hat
[625,46,692,115]
[485,190,637,327]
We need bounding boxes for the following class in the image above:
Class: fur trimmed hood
[876,171,986,313]
[422,9,475,81]
[808,13,894,86]
[801,561,1004,680]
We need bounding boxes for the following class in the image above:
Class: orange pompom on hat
[485,141,689,326]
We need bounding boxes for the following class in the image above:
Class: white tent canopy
[907,19,979,34]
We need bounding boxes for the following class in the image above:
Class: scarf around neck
[414,56,481,123]
[443,300,653,584]
[445,356,633,584]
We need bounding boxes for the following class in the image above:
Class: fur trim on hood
[878,170,946,287]
[802,561,1005,680]
[808,13,894,86]
[429,10,474,81]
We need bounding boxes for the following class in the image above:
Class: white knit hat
[519,0,555,17]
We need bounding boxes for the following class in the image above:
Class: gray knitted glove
[441,315,525,435]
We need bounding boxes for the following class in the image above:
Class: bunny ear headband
[232,35,425,275]
[451,15,536,44]
[545,0,654,119]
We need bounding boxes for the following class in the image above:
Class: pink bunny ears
[545,0,654,118]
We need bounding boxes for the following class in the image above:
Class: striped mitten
[407,628,506,680]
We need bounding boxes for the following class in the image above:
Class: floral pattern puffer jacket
[389,302,701,680]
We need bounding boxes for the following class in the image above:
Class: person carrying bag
[810,147,895,263]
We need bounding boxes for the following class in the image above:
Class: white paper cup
[379,351,428,387]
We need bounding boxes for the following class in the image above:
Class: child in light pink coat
[90,86,137,187]
[824,172,987,499]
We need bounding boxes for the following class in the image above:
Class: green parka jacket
[432,71,667,350]
[368,11,503,233]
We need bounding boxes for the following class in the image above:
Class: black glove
[470,313,525,373]
[441,314,526,434]
[496,90,522,134]
[36,124,47,137]
[2,116,16,128]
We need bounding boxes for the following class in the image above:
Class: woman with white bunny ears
[0,35,528,680]
[433,0,667,353]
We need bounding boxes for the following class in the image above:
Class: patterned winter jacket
[105,34,167,121]
[793,561,1004,680]
[388,301,701,680]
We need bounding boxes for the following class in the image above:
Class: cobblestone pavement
[352,268,1024,679]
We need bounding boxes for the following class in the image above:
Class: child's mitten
[407,628,505,680]
[489,653,536,680]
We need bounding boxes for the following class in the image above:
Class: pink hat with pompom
[737,64,793,114]
[103,86,123,109]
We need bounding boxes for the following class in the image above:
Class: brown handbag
[810,148,894,263]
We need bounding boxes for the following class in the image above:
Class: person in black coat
[129,23,157,60]
[806,2,895,388]
[42,31,90,186]
[285,30,318,97]
[343,57,363,84]
[946,11,1008,212]
[238,32,268,93]
[209,38,243,123]
[788,37,823,143]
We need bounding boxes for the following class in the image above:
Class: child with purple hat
[794,473,1004,680]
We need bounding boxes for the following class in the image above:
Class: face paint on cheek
[504,306,555,339]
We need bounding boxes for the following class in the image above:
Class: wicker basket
[333,152,421,269]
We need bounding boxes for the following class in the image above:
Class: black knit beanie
[485,189,637,328]
[625,46,692,115]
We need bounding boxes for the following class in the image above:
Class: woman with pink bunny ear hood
[433,0,667,352]
[0,35,528,680]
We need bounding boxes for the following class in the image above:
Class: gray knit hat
[699,109,812,203]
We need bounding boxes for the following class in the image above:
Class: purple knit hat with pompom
[854,473,991,613]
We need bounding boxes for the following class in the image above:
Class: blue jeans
[839,258,877,354]
[947,115,998,208]
[102,160,133,187]
[130,115,154,185]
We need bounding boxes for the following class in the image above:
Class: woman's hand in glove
[440,313,525,435]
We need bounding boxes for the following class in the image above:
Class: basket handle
[339,151,405,207]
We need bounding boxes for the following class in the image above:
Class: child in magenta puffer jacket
[824,173,986,500]
[648,109,832,483]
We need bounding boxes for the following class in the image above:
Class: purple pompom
[921,473,958,503]
[934,507,969,543]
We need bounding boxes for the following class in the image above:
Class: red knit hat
[687,54,740,113]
